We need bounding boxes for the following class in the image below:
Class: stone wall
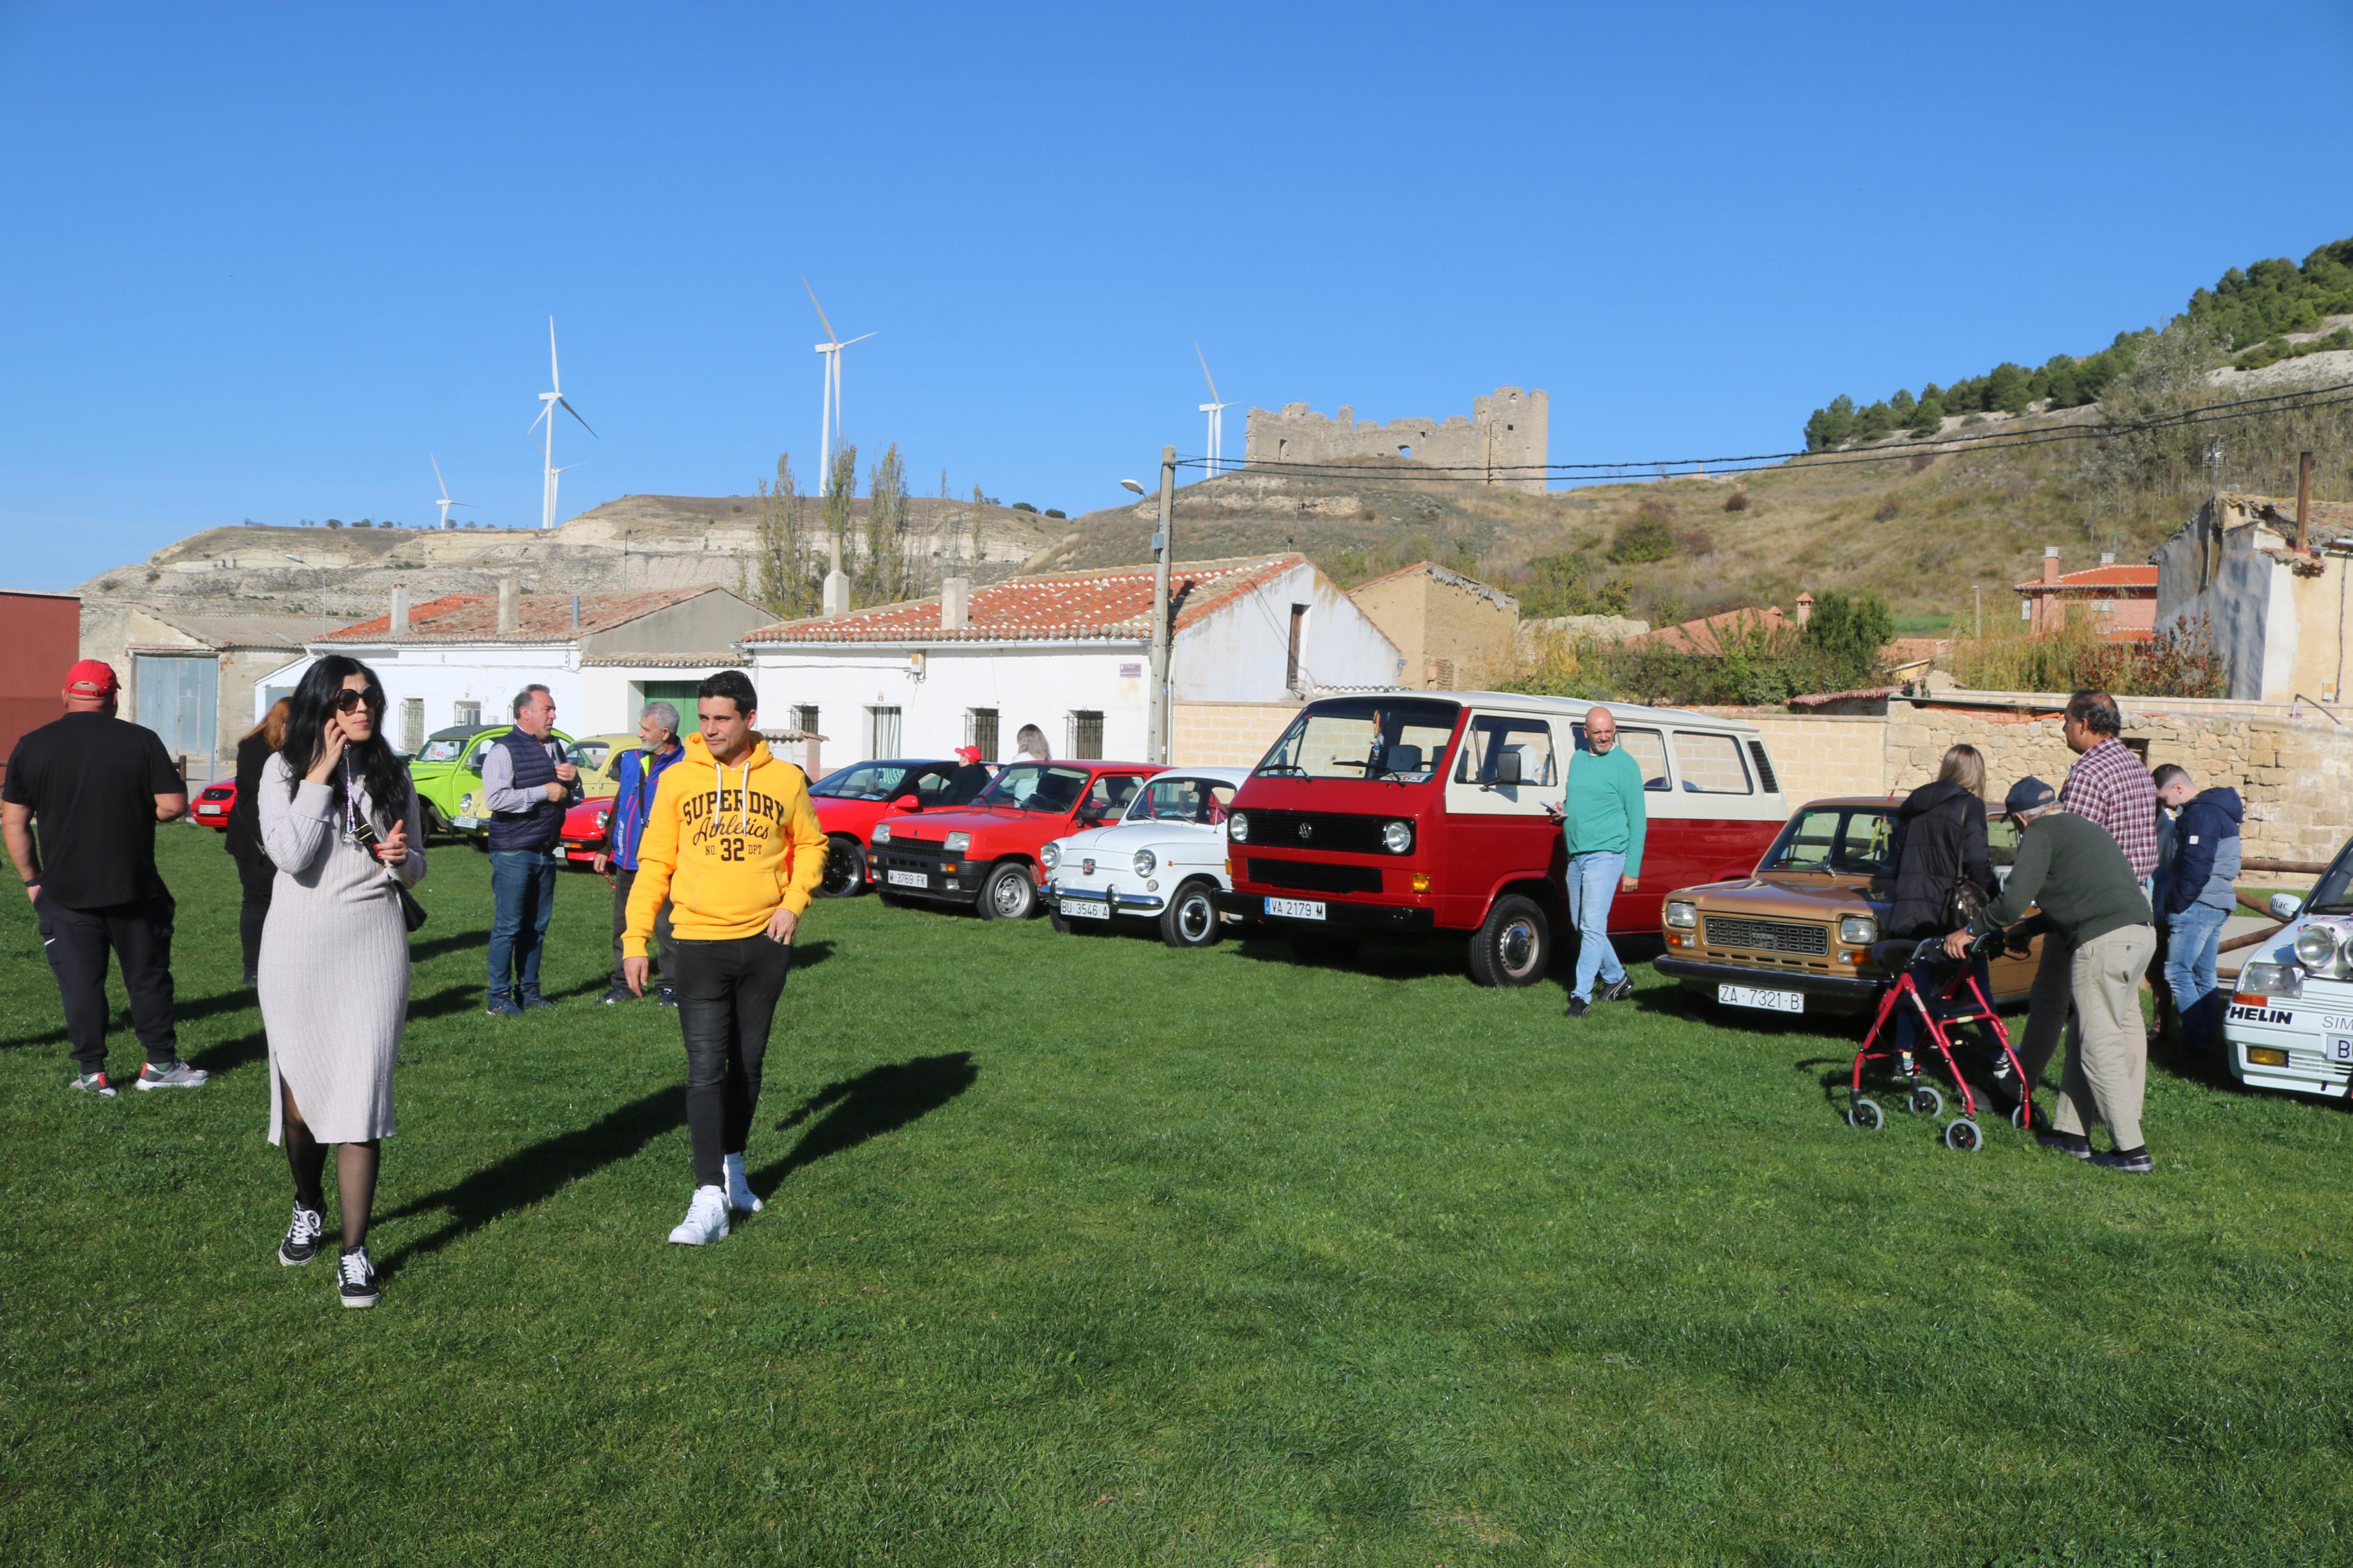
[1714,713,1891,803]
[1172,700,1301,767]
[1242,387,1548,495]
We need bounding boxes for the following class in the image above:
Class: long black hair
[280,655,410,827]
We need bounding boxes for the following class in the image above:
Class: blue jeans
[488,849,562,1003]
[2164,902,2229,1051]
[1564,850,1626,1002]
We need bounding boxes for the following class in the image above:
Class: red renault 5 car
[809,757,998,897]
[865,759,1160,919]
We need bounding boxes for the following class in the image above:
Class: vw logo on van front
[1297,822,1314,842]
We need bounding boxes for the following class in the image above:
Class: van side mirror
[1490,750,1522,788]
[2270,891,2304,920]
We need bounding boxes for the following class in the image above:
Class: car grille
[1240,810,1390,855]
[1703,916,1829,957]
[1248,856,1382,894]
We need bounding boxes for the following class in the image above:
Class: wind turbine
[430,453,473,529]
[804,278,875,487]
[1195,342,1232,478]
[530,317,597,530]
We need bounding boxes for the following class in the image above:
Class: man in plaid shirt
[2058,691,2159,883]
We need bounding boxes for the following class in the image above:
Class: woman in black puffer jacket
[1883,745,1997,1073]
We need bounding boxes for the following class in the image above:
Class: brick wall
[1704,713,1890,801]
[1172,701,1300,767]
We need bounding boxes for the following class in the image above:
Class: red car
[808,758,997,897]
[191,780,236,831]
[865,760,1160,919]
[560,795,613,866]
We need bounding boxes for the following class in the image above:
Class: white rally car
[1040,766,1251,948]
[2225,841,2353,1098]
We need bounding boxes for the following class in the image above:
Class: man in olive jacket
[1944,776,2156,1172]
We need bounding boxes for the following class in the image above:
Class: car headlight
[1665,899,1697,929]
[1839,915,1877,946]
[1227,810,1249,842]
[872,823,891,844]
[594,810,610,830]
[2239,959,2304,998]
[2292,925,2348,979]
[1133,848,1156,877]
[944,831,970,854]
[1040,841,1060,871]
[1381,820,1413,854]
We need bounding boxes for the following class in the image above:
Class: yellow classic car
[1653,794,2040,1018]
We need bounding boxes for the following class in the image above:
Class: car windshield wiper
[1255,763,1306,777]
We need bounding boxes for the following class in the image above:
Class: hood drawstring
[714,755,751,837]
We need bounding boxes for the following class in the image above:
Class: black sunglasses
[331,687,380,713]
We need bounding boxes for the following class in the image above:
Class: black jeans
[37,892,179,1075]
[610,867,673,986]
[235,855,275,980]
[669,934,794,1189]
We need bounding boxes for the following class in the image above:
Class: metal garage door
[134,655,217,766]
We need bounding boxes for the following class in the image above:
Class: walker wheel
[1848,1096,1884,1132]
[1907,1085,1944,1118]
[1944,1118,1984,1153]
[2010,1102,2035,1131]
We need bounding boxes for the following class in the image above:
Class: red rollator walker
[1847,931,2035,1152]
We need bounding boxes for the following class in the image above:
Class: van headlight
[1665,900,1697,929]
[1040,841,1060,872]
[2292,925,2349,979]
[1133,848,1156,877]
[872,823,891,844]
[2239,960,2304,998]
[1227,810,1250,843]
[1381,820,1413,854]
[1839,915,1878,946]
[944,831,970,854]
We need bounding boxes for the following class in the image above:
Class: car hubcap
[1178,897,1212,941]
[1500,920,1536,974]
[994,878,1025,916]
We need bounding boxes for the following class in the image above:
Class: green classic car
[407,723,579,840]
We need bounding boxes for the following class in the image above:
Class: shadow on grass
[1225,933,1474,984]
[750,1051,978,1198]
[190,1027,268,1077]
[0,983,260,1051]
[374,1087,686,1272]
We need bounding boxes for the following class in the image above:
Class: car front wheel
[819,835,867,898]
[979,861,1038,921]
[1468,894,1551,987]
[1159,879,1222,950]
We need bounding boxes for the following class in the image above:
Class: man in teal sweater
[1549,705,1647,1019]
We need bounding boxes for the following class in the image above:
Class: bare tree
[754,452,820,618]
[821,442,859,589]
[860,443,911,604]
[968,483,988,575]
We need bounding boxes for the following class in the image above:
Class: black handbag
[396,884,428,934]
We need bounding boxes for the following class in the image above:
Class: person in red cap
[946,744,992,802]
[1,661,205,1095]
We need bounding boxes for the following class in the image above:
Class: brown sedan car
[1652,794,2040,1018]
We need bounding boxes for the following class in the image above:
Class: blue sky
[3,2,2348,590]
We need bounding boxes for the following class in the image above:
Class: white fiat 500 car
[2226,838,2353,1099]
[1041,766,1251,948]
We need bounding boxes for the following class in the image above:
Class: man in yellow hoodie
[623,671,825,1245]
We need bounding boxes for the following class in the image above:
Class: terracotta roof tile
[2015,564,2159,592]
[322,588,718,643]
[1620,605,1797,656]
[743,554,1307,645]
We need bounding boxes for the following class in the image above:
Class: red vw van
[1212,693,1788,986]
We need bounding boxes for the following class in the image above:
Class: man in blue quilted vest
[481,684,580,1016]
[595,701,687,1006]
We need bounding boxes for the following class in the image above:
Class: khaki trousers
[2017,924,2155,1150]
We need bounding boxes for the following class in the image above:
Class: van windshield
[1255,698,1460,783]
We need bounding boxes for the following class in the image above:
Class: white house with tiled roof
[739,554,1402,769]
[259,585,772,750]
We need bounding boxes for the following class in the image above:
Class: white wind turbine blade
[803,276,841,347]
[1195,340,1223,407]
[839,331,876,348]
[556,396,597,438]
[431,452,451,500]
[548,317,562,393]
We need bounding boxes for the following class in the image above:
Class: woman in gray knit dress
[257,655,424,1309]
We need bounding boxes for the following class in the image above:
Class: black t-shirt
[2,712,183,908]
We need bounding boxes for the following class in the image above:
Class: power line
[1179,377,2353,484]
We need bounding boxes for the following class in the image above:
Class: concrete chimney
[391,584,410,634]
[2099,551,2115,566]
[822,535,851,617]
[941,576,971,631]
[498,577,520,634]
[2042,546,2061,585]
[570,593,581,631]
[1794,591,1814,629]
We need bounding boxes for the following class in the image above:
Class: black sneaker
[656,986,677,1008]
[2091,1146,2155,1174]
[338,1246,380,1309]
[1599,976,1635,1003]
[2036,1130,2093,1160]
[279,1203,325,1267]
[520,995,558,1011]
[485,997,524,1019]
[599,984,634,1005]
[1564,997,1591,1020]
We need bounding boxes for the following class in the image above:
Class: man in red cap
[1,661,205,1096]
[946,744,992,802]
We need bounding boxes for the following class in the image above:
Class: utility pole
[1150,445,1176,765]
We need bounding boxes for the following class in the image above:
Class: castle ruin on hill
[1242,386,1548,495]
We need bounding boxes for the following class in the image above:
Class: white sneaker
[667,1185,730,1246]
[723,1153,762,1214]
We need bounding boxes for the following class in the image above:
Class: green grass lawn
[4,830,2350,1566]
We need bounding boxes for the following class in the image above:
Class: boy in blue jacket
[595,702,688,1004]
[2153,765,2241,1054]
